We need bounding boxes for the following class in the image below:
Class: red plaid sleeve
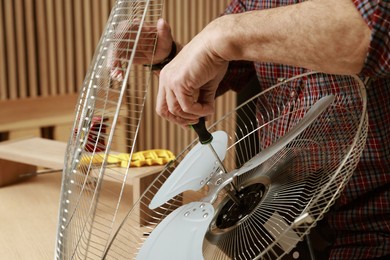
[353,0,390,77]
[216,60,257,96]
[215,0,257,96]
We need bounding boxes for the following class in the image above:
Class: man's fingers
[165,89,201,120]
[174,87,215,117]
[156,94,197,127]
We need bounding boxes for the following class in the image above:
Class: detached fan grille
[55,0,164,259]
[105,72,367,259]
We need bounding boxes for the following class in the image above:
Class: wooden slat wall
[0,0,114,99]
[0,0,235,155]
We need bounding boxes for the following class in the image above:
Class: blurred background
[0,0,235,155]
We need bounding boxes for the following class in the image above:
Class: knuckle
[155,107,164,117]
[181,103,192,114]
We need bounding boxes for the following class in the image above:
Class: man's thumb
[157,18,172,39]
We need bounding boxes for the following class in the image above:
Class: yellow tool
[80,149,175,168]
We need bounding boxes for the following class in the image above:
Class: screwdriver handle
[191,117,213,145]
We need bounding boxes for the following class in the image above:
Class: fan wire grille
[55,1,164,259]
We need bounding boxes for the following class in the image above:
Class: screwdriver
[191,117,240,205]
[191,117,227,173]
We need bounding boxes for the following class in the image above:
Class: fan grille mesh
[55,1,164,259]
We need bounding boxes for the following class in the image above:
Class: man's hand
[109,18,174,81]
[155,29,229,127]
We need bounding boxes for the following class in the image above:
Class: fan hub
[216,183,266,229]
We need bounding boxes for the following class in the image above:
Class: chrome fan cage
[55,0,164,259]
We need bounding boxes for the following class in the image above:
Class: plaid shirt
[219,1,390,259]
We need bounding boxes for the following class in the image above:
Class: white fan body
[149,131,228,209]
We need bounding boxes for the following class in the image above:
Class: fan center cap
[216,183,266,229]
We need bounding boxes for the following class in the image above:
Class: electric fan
[103,72,368,259]
[54,0,164,259]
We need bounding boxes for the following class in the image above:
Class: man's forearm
[206,0,370,75]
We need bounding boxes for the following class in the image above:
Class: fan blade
[237,94,335,176]
[137,202,214,260]
[149,131,228,209]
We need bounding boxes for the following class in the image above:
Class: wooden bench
[0,137,163,204]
